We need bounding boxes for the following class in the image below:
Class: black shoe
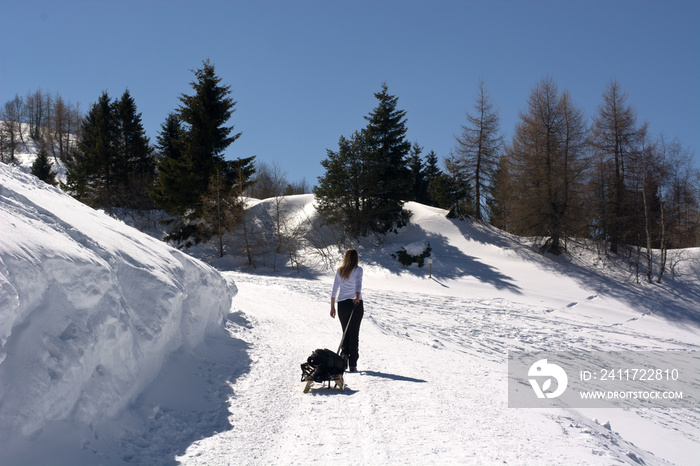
[349,366,357,372]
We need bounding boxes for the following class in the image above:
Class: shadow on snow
[363,219,523,295]
[117,311,253,465]
[360,370,427,384]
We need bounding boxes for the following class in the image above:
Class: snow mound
[0,163,235,437]
[402,241,428,256]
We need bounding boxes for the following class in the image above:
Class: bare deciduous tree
[1,95,24,162]
[591,80,643,254]
[453,80,503,221]
[50,94,74,162]
[507,77,589,255]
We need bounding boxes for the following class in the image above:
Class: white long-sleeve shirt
[331,266,363,301]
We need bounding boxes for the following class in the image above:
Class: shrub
[392,242,432,267]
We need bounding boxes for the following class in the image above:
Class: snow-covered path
[177,273,694,465]
[2,164,698,465]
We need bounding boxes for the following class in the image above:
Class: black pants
[338,299,364,367]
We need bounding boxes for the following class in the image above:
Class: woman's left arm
[354,267,363,304]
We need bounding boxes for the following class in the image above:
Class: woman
[330,248,364,372]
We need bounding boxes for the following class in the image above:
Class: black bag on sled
[301,304,357,391]
[300,348,347,383]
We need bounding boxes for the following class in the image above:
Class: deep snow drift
[0,164,235,462]
[1,160,699,465]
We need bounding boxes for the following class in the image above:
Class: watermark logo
[509,351,697,408]
[528,358,568,399]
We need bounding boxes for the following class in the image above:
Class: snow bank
[0,163,235,438]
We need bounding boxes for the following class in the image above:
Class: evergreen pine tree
[64,92,116,206]
[408,142,430,204]
[152,60,254,246]
[64,91,153,209]
[114,90,154,208]
[115,92,152,176]
[428,172,453,210]
[315,132,368,237]
[31,147,57,186]
[151,113,188,214]
[315,83,412,238]
[444,153,473,218]
[360,83,412,234]
[422,150,443,207]
[156,112,184,160]
[177,59,241,203]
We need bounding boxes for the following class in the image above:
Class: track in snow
[176,273,692,465]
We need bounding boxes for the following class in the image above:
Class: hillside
[1,121,71,183]
[1,161,699,464]
[200,192,700,332]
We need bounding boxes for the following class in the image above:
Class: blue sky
[1,0,698,186]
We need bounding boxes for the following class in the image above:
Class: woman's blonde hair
[337,248,359,280]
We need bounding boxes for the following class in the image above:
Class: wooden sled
[301,304,358,393]
[302,373,345,393]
